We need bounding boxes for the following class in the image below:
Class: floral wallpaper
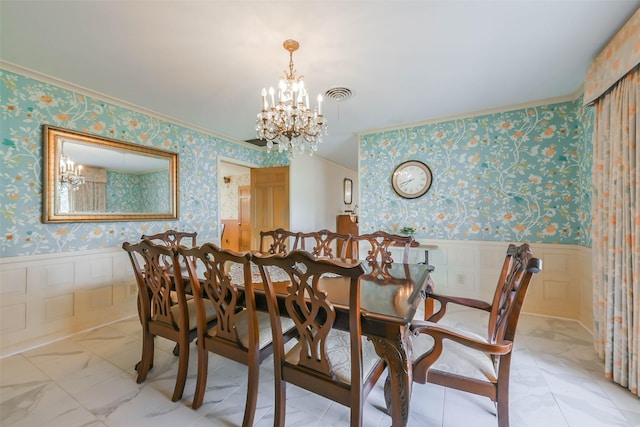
[1,68,595,257]
[359,98,593,245]
[220,174,251,219]
[0,69,287,257]
[106,170,169,213]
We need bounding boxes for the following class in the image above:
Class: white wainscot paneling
[413,240,585,320]
[0,247,137,357]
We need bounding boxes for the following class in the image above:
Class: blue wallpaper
[1,68,594,258]
[106,170,169,213]
[0,69,287,257]
[359,98,593,245]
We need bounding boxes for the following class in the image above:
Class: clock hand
[400,178,414,186]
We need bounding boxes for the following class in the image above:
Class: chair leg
[496,383,510,427]
[171,335,189,402]
[136,330,154,383]
[274,377,286,427]
[191,339,208,409]
[241,360,259,427]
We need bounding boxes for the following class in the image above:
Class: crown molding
[357,85,585,137]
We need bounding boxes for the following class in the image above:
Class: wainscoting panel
[578,246,594,331]
[0,241,592,357]
[0,248,137,357]
[412,240,588,321]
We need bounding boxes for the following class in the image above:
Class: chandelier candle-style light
[59,141,85,191]
[256,39,327,156]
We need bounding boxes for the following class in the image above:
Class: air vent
[245,138,267,147]
[324,87,354,102]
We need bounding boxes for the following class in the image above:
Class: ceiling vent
[324,87,354,102]
[245,138,267,147]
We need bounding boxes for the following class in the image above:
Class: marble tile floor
[1,309,638,427]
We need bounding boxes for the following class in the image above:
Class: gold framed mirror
[42,125,179,223]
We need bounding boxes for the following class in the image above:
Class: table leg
[368,326,413,427]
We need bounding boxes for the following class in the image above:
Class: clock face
[391,160,433,199]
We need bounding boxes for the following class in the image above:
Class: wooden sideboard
[336,214,358,258]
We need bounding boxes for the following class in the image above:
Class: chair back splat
[299,229,353,259]
[258,228,302,255]
[410,243,542,427]
[253,250,386,427]
[352,230,414,264]
[141,229,198,248]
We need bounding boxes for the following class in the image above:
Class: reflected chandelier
[256,39,327,156]
[59,141,85,191]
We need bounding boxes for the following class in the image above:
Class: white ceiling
[2,1,638,171]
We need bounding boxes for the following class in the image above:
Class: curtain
[70,166,107,212]
[588,8,640,397]
[592,65,640,396]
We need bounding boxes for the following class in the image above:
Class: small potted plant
[400,226,416,235]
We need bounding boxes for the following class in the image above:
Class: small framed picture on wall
[343,178,353,205]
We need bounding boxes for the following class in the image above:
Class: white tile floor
[1,309,638,427]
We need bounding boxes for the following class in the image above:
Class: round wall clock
[391,160,433,199]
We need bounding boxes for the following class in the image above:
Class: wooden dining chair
[259,228,302,255]
[140,230,199,353]
[141,229,198,247]
[352,230,415,264]
[409,243,542,427]
[122,240,216,402]
[253,250,386,427]
[176,243,297,425]
[299,229,352,259]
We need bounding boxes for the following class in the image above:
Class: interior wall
[0,239,590,357]
[0,67,288,259]
[289,155,358,233]
[358,97,593,246]
[219,173,250,219]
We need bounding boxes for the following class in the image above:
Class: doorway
[219,160,252,251]
[219,160,290,251]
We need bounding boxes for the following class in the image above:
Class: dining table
[228,258,435,427]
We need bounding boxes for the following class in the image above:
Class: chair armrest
[425,293,492,322]
[411,320,513,356]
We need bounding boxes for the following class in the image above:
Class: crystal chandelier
[59,141,85,191]
[256,39,327,156]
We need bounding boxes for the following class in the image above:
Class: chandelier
[59,141,85,191]
[256,39,327,156]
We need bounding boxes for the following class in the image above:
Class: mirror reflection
[43,126,178,223]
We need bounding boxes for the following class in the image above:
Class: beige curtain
[70,166,107,212]
[589,9,640,397]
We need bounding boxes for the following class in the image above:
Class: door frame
[217,156,258,244]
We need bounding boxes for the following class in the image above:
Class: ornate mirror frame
[42,125,179,223]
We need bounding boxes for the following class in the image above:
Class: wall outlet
[456,273,465,285]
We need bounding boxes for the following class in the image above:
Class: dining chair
[409,243,542,427]
[122,239,216,402]
[352,230,415,265]
[140,229,199,354]
[176,243,297,425]
[253,250,386,427]
[299,229,352,259]
[259,228,302,255]
[141,229,198,247]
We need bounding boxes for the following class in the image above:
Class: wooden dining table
[228,259,434,427]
